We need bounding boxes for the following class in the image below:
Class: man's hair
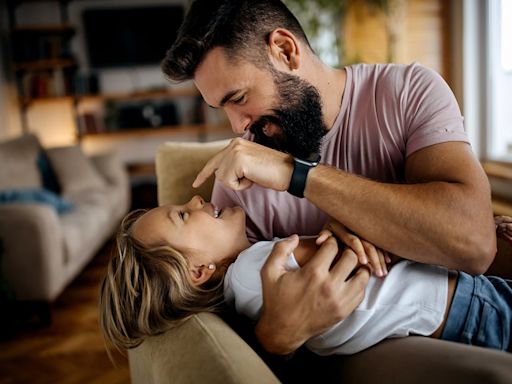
[99,209,225,354]
[161,0,311,81]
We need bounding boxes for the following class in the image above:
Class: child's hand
[495,215,512,244]
[317,220,391,277]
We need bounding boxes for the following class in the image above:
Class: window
[488,0,512,160]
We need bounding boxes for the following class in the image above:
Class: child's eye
[179,211,186,220]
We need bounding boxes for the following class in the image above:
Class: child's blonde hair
[99,209,225,352]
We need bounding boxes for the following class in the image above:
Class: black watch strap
[287,156,320,198]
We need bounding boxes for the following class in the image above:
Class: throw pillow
[0,134,42,191]
[0,188,74,214]
[37,151,61,194]
[46,145,106,197]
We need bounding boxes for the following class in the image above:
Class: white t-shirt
[223,239,448,355]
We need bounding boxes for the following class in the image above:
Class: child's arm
[496,215,512,244]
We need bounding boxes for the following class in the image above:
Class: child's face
[131,195,249,266]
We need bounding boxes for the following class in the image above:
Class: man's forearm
[255,316,303,355]
[305,165,496,274]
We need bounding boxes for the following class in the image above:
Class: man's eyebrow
[219,89,242,107]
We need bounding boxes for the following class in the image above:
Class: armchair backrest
[155,140,230,206]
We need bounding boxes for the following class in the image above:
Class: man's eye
[233,95,246,104]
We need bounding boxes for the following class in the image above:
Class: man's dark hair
[161,0,312,81]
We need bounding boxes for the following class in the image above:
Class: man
[161,0,496,355]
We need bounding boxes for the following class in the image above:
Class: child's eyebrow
[168,209,179,226]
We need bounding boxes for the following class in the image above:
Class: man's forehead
[194,47,266,107]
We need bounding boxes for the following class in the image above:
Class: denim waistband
[440,271,474,342]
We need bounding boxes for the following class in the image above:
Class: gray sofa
[0,133,130,305]
[128,140,512,384]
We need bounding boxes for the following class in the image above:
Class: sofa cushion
[0,134,42,191]
[59,189,111,264]
[0,188,74,214]
[46,145,106,198]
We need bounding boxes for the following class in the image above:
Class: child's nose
[189,195,204,209]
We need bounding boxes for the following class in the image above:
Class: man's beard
[250,69,327,159]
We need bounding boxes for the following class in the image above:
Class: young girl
[99,195,512,354]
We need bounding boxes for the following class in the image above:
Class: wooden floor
[0,240,130,384]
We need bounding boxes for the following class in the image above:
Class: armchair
[128,139,512,384]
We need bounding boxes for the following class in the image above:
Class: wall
[343,0,449,82]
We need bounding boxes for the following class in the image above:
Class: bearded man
[161,0,496,357]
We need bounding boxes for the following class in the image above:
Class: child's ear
[190,264,215,286]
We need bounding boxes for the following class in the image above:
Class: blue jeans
[441,272,511,351]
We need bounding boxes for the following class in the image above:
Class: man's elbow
[459,232,497,275]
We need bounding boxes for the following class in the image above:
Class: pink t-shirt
[212,63,470,243]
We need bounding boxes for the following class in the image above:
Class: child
[99,196,512,354]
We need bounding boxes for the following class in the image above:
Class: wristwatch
[287,155,320,198]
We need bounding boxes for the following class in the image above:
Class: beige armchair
[128,139,512,384]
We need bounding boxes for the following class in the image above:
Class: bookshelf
[7,0,231,145]
[7,0,78,132]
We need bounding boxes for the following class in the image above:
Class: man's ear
[189,264,215,286]
[267,28,301,71]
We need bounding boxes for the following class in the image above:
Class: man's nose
[225,108,251,134]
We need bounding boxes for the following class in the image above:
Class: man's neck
[307,58,346,130]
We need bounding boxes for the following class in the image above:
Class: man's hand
[317,220,393,277]
[192,138,293,191]
[255,234,370,355]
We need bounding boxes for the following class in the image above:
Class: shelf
[20,87,201,107]
[78,88,200,103]
[482,161,512,181]
[12,23,74,33]
[80,124,231,140]
[13,58,77,72]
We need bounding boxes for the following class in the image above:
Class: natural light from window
[489,0,512,160]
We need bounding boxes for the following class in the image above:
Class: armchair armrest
[128,313,279,384]
[0,204,65,301]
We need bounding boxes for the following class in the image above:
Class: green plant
[284,0,390,65]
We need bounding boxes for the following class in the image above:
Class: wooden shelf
[482,161,512,180]
[12,23,74,33]
[78,88,200,103]
[21,87,200,107]
[13,58,77,72]
[80,124,231,140]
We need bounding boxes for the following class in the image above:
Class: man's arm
[306,141,496,274]
[196,138,496,274]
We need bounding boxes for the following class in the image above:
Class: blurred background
[0,0,511,383]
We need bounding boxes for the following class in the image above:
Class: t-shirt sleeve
[404,64,469,157]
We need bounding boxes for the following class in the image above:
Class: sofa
[0,133,130,311]
[128,139,512,384]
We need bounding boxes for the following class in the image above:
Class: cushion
[0,188,74,214]
[46,145,106,197]
[0,134,42,191]
[37,151,61,193]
